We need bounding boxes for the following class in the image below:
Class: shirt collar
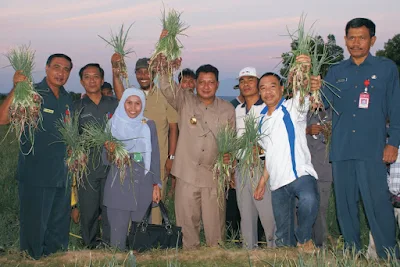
[240,97,263,109]
[37,77,68,96]
[82,94,105,105]
[348,52,374,66]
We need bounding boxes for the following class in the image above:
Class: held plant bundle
[285,14,315,106]
[81,120,131,185]
[237,113,265,191]
[212,124,239,206]
[4,45,42,154]
[321,120,332,156]
[56,110,88,188]
[98,23,134,89]
[149,7,188,87]
[310,40,341,115]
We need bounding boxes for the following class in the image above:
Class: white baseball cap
[237,67,258,79]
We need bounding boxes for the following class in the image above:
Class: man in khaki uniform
[159,63,235,249]
[112,56,178,224]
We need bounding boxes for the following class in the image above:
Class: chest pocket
[335,77,351,92]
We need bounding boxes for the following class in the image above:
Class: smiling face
[345,26,376,61]
[124,95,142,118]
[135,68,151,90]
[45,57,72,89]
[196,72,219,102]
[259,75,284,109]
[80,66,103,94]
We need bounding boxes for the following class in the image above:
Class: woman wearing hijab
[103,88,161,250]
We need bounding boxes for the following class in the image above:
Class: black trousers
[78,173,110,246]
[226,188,241,239]
[312,181,332,247]
[19,183,70,259]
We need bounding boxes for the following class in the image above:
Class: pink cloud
[190,40,287,52]
[189,17,299,34]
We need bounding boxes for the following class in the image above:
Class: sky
[0,0,399,96]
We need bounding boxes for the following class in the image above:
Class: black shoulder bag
[128,201,183,252]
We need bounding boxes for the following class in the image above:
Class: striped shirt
[259,94,318,191]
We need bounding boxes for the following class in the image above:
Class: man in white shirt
[235,67,275,249]
[257,72,319,252]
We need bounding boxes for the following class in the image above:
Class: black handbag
[128,201,183,252]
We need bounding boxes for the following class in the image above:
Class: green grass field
[0,121,389,266]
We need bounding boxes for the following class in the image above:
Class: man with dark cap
[111,55,178,225]
[101,81,114,97]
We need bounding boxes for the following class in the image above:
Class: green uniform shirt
[17,78,73,187]
[74,95,118,175]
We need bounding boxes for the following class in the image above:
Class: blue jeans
[271,175,319,247]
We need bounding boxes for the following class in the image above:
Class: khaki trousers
[175,178,225,249]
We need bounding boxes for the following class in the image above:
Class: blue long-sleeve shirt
[323,53,400,162]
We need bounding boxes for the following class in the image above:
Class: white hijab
[109,87,151,174]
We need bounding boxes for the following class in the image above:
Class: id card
[132,152,143,162]
[358,93,369,109]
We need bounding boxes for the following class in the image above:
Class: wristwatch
[168,155,175,160]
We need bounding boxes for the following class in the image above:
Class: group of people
[0,17,399,260]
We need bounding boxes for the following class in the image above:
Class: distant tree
[280,34,344,79]
[376,34,400,74]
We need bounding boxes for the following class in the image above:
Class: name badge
[133,152,143,162]
[358,93,370,109]
[43,108,54,114]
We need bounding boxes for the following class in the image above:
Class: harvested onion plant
[237,113,265,191]
[56,110,88,188]
[321,121,332,156]
[285,14,314,107]
[310,41,341,115]
[98,23,134,89]
[82,120,131,186]
[149,7,188,93]
[4,45,42,154]
[213,124,239,207]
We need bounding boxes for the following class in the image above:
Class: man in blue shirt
[319,18,400,258]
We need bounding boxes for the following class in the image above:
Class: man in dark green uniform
[74,63,121,248]
[0,54,74,259]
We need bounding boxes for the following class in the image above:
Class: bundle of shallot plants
[284,14,314,107]
[99,23,134,89]
[213,123,240,207]
[237,113,265,191]
[149,7,188,93]
[5,45,42,154]
[56,110,88,188]
[82,120,131,186]
[310,40,341,115]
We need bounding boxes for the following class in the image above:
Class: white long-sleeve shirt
[259,94,318,191]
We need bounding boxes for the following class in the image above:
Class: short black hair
[345,18,376,37]
[101,81,112,90]
[258,72,284,87]
[46,54,73,69]
[178,68,196,83]
[79,63,105,80]
[196,64,219,81]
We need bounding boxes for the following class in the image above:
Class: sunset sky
[0,0,399,95]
